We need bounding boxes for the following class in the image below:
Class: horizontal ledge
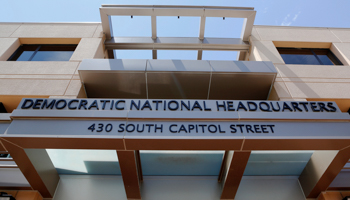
[100,7,255,18]
[105,37,250,50]
[101,5,254,10]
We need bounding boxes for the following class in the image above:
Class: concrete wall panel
[93,24,104,38]
[330,29,350,43]
[255,26,341,42]
[0,61,79,75]
[65,80,82,96]
[276,64,350,79]
[0,38,20,61]
[10,24,99,38]
[70,38,104,61]
[249,40,284,64]
[0,24,21,37]
[0,79,70,95]
[331,43,350,66]
[272,81,292,99]
[285,81,350,99]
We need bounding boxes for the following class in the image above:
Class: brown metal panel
[220,151,251,200]
[0,140,6,151]
[2,137,125,150]
[124,139,243,150]
[301,147,350,198]
[242,139,350,151]
[117,150,141,200]
[0,139,53,198]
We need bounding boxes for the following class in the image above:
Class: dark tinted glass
[31,51,74,61]
[280,54,320,65]
[8,45,77,61]
[278,48,342,65]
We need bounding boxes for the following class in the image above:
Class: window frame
[8,44,77,61]
[277,48,343,65]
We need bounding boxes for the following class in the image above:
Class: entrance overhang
[78,59,277,100]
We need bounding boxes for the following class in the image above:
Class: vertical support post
[151,15,157,40]
[220,151,251,200]
[299,148,350,198]
[0,139,59,198]
[135,150,143,182]
[117,150,141,200]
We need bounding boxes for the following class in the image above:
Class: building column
[220,151,251,200]
[117,150,142,200]
[299,148,350,198]
[0,138,59,198]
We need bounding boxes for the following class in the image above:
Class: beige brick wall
[0,23,105,112]
[250,26,350,110]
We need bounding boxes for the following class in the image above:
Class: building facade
[0,5,350,200]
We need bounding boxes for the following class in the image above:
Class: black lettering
[42,99,56,109]
[208,125,217,133]
[126,124,135,132]
[259,102,272,112]
[327,102,337,112]
[282,102,293,112]
[247,102,257,111]
[188,124,195,133]
[130,100,140,110]
[79,100,88,110]
[318,102,329,112]
[198,124,207,133]
[32,99,43,109]
[21,99,34,109]
[310,102,320,112]
[136,124,144,132]
[254,125,261,133]
[246,125,254,133]
[169,124,177,133]
[141,100,152,110]
[230,125,237,133]
[267,125,275,133]
[227,101,235,111]
[115,100,125,110]
[181,101,190,111]
[145,124,154,132]
[192,101,203,111]
[261,125,268,133]
[55,100,67,109]
[291,102,302,112]
[118,124,125,132]
[218,125,225,133]
[299,102,309,111]
[216,101,226,111]
[110,100,114,110]
[100,100,109,110]
[203,101,211,111]
[236,124,244,133]
[155,124,163,133]
[88,100,99,110]
[68,100,79,109]
[179,124,187,133]
[270,102,281,111]
[237,102,248,111]
[168,100,179,111]
[153,100,162,110]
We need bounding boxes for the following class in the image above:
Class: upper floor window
[277,48,342,65]
[8,45,77,61]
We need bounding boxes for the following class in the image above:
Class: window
[8,45,77,61]
[277,48,342,65]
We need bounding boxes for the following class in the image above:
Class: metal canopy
[100,5,256,60]
[78,59,276,100]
